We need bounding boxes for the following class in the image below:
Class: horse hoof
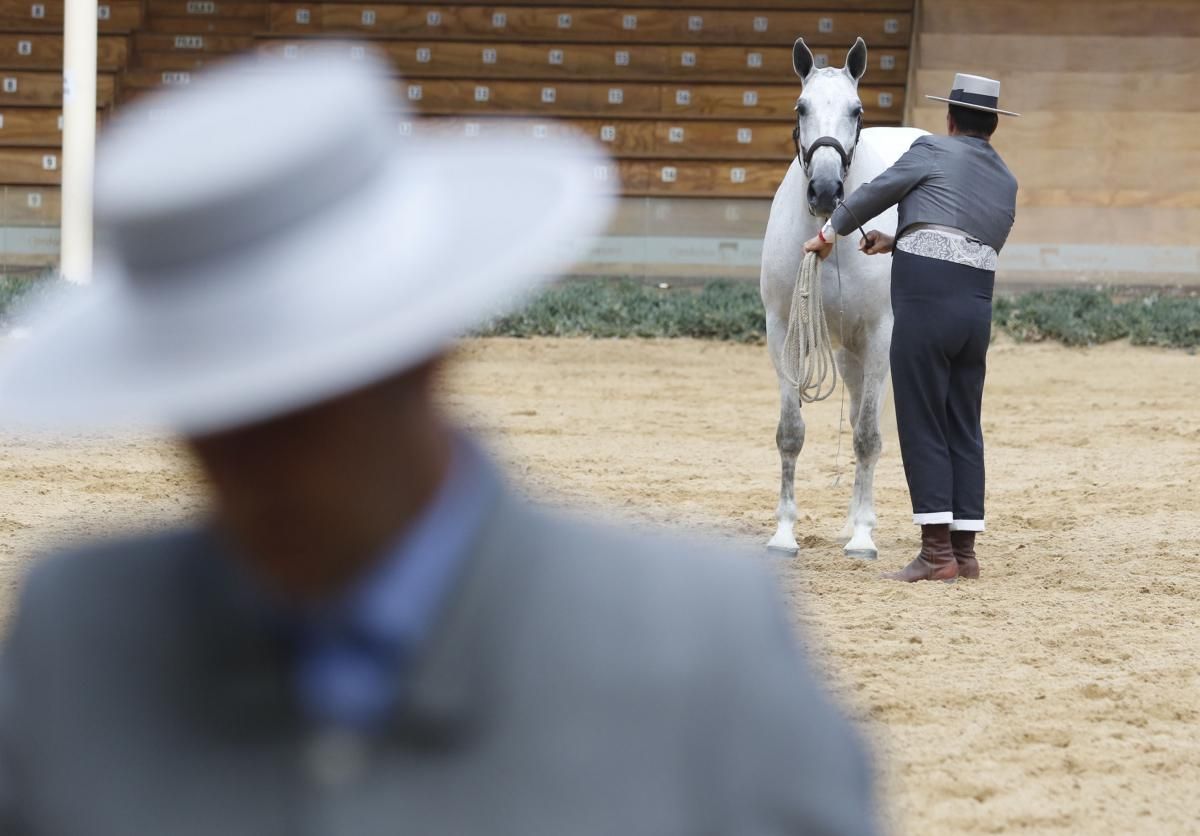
[844,547,878,561]
[767,523,799,553]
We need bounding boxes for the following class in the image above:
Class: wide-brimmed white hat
[0,50,613,434]
[926,72,1020,117]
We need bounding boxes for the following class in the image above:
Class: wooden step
[131,52,226,72]
[267,4,912,48]
[144,0,270,21]
[397,78,903,122]
[117,73,905,122]
[0,0,143,33]
[0,183,58,223]
[399,115,799,160]
[0,71,115,108]
[609,158,786,198]
[1,34,127,71]
[0,146,60,184]
[324,0,914,8]
[138,15,264,34]
[0,107,64,145]
[134,32,256,54]
[257,37,909,85]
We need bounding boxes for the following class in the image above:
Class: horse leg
[835,347,865,542]
[844,330,890,560]
[768,377,805,552]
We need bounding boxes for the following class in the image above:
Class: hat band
[948,89,1000,109]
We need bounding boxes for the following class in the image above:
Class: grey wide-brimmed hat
[0,49,614,434]
[926,72,1021,117]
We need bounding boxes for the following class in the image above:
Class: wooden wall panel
[920,0,1200,37]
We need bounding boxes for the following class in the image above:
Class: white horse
[760,37,927,558]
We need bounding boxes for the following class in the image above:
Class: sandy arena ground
[1,336,1198,834]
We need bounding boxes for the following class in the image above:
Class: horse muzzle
[807,177,844,218]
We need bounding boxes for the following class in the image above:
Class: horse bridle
[792,102,864,178]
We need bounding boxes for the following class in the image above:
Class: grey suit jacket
[0,487,878,836]
[832,134,1018,253]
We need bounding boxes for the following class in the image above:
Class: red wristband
[817,229,827,244]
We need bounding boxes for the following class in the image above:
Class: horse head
[792,37,868,218]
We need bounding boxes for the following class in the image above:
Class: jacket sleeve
[0,570,40,836]
[831,137,937,236]
[710,565,881,835]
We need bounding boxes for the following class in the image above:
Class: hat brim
[0,132,614,434]
[925,95,1021,117]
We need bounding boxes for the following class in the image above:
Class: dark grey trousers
[889,249,994,529]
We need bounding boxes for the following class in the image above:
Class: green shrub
[480,280,768,342]
[4,274,1197,350]
[484,281,1199,349]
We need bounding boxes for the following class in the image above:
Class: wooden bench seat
[0,71,115,107]
[144,0,271,21]
[0,0,142,33]
[319,0,913,8]
[1,34,126,71]
[611,158,784,198]
[0,146,59,184]
[0,107,66,145]
[134,32,256,55]
[267,4,912,48]
[398,115,799,161]
[137,15,264,34]
[397,78,903,122]
[0,183,58,223]
[257,38,909,85]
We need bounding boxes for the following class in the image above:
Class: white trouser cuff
[913,512,953,525]
[950,519,986,532]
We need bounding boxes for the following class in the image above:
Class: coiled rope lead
[781,249,838,403]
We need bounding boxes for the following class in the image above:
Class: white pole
[60,0,98,284]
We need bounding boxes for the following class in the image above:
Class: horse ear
[792,37,816,80]
[845,37,868,82]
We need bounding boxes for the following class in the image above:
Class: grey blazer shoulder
[0,493,879,836]
[834,133,1019,253]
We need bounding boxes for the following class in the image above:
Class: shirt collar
[331,434,497,656]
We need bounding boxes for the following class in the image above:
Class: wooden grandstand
[2,0,915,266]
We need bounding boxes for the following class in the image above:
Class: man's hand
[859,230,894,255]
[803,235,834,261]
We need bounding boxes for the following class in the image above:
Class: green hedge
[480,280,767,342]
[993,289,1200,348]
[4,275,1198,349]
[483,281,1200,349]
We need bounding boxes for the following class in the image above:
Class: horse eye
[795,100,809,115]
[850,104,864,118]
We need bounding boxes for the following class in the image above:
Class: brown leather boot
[951,531,979,579]
[883,524,958,582]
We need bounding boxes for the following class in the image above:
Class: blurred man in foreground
[0,53,878,834]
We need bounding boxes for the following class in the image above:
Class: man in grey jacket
[806,73,1020,583]
[0,52,879,834]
